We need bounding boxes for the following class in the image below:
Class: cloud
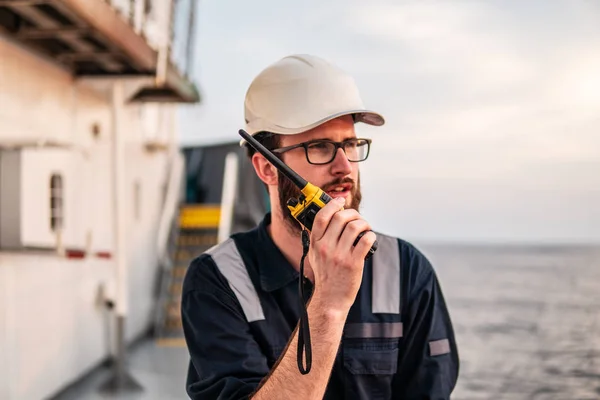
[346,2,484,41]
[338,2,600,187]
[180,0,600,242]
[549,54,600,111]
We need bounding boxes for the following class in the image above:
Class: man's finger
[338,219,372,252]
[351,231,377,260]
[324,209,362,244]
[310,197,346,241]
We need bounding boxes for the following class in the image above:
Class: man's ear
[251,153,278,186]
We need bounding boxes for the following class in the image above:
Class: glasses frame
[271,138,372,165]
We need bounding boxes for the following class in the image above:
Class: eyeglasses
[271,138,372,165]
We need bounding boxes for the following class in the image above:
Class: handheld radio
[238,129,378,258]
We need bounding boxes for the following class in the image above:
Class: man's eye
[309,142,330,150]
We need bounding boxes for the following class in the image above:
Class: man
[181,54,459,399]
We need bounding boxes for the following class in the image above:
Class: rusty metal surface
[57,0,155,72]
[0,0,199,102]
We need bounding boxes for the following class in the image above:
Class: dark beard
[277,173,362,234]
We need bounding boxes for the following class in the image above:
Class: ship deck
[50,339,190,400]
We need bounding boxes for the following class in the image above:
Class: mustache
[321,177,355,190]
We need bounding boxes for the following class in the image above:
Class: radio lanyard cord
[297,228,312,374]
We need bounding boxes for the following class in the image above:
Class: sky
[178,0,600,244]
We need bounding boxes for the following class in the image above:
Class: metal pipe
[111,80,127,319]
[156,150,185,268]
[133,0,145,34]
[218,152,239,243]
[185,0,197,78]
[98,80,143,394]
[155,0,174,86]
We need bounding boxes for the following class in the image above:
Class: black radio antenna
[239,129,307,189]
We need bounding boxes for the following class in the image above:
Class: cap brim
[239,109,385,146]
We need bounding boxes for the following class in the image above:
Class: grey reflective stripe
[207,238,265,322]
[371,234,401,314]
[429,339,451,356]
[344,322,403,338]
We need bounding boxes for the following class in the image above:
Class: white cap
[241,54,385,146]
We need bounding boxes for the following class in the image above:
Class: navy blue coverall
[181,213,459,399]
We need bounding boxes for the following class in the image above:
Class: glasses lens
[344,139,369,161]
[306,141,336,164]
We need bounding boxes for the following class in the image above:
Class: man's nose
[330,148,352,175]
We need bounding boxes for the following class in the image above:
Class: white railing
[107,0,196,79]
[218,152,239,243]
[156,149,185,269]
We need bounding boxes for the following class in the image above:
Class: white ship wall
[0,33,176,400]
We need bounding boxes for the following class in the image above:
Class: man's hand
[250,197,376,400]
[309,197,377,314]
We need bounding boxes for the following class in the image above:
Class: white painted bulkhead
[0,30,178,400]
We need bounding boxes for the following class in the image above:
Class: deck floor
[51,340,190,400]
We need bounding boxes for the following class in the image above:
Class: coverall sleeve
[393,243,460,399]
[181,256,270,400]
